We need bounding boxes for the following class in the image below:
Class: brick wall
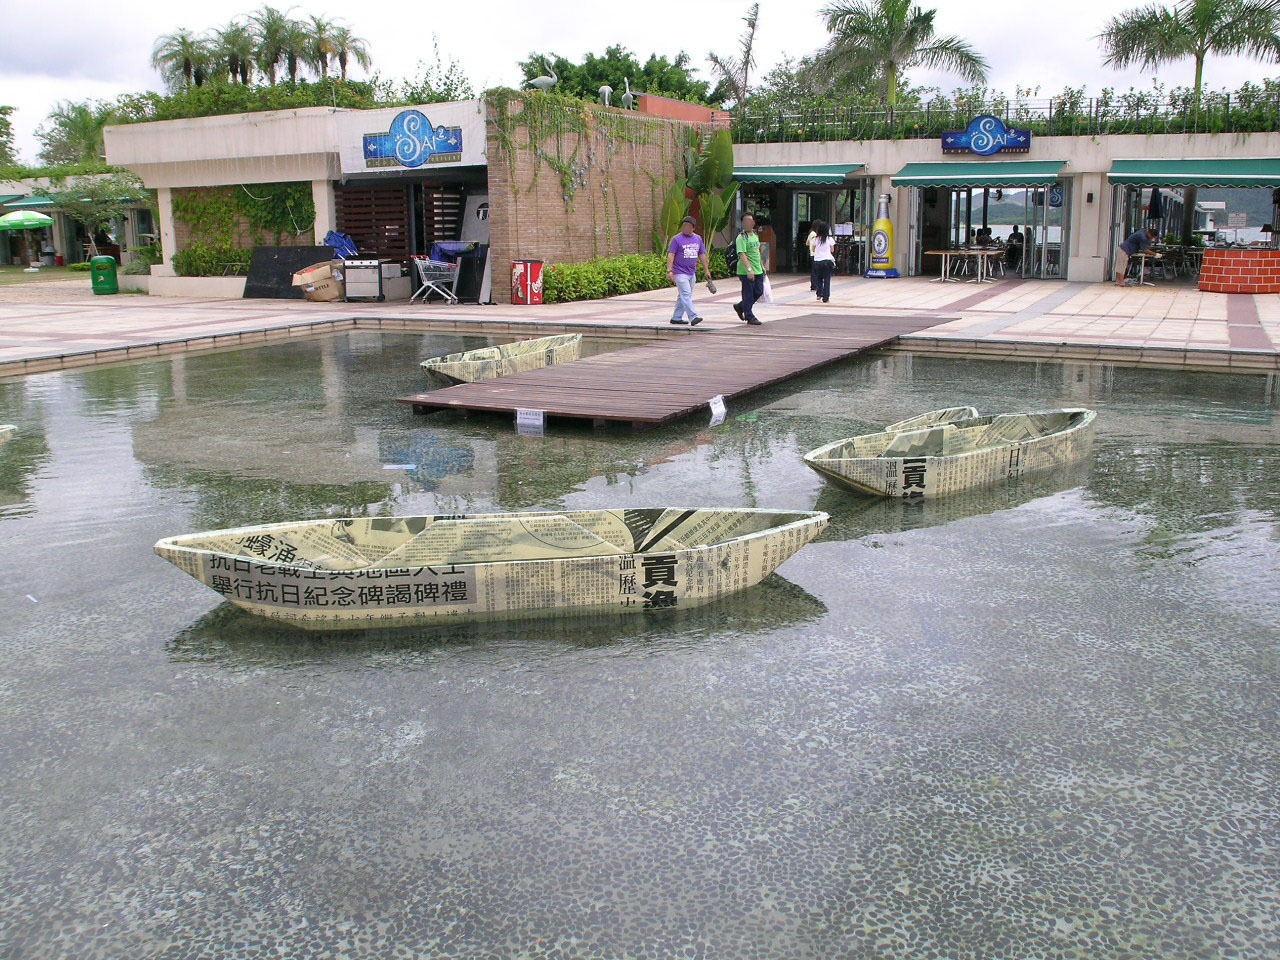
[486,96,701,297]
[171,186,314,253]
[1199,248,1280,293]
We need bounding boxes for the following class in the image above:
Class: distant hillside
[1198,188,1276,228]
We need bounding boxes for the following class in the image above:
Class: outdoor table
[1131,252,1162,287]
[926,248,1004,283]
[925,249,960,282]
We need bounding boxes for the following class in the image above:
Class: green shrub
[121,259,150,275]
[67,261,92,272]
[542,250,733,304]
[173,241,252,277]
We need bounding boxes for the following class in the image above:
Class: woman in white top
[811,219,836,303]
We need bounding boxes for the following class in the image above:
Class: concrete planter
[118,275,150,293]
[149,276,247,298]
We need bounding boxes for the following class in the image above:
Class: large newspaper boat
[155,508,828,630]
[421,333,582,388]
[804,407,1096,498]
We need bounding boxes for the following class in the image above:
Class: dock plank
[398,313,939,425]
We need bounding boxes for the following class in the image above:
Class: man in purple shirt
[667,216,712,326]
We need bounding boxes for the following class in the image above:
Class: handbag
[760,274,774,304]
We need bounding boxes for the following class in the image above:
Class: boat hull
[156,508,828,630]
[0,425,14,445]
[804,408,1096,498]
[422,333,582,387]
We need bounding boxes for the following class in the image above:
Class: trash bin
[511,259,543,304]
[90,255,119,295]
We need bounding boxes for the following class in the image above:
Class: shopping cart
[410,256,460,304]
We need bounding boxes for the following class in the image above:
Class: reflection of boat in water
[167,574,829,664]
[814,457,1094,542]
[804,407,1097,498]
[0,425,14,445]
[421,334,582,388]
[155,508,828,630]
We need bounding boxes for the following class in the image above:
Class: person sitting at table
[1006,226,1024,271]
[1115,227,1157,287]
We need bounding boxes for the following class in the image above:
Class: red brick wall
[1199,249,1280,294]
[486,96,704,299]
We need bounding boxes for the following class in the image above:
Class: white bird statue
[599,84,613,107]
[621,77,634,110]
[528,59,558,92]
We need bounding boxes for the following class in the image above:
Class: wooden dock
[398,313,939,426]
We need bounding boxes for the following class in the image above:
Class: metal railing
[732,95,1280,144]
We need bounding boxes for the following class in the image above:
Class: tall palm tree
[817,0,988,107]
[151,28,212,90]
[249,5,297,84]
[708,3,760,109]
[1100,0,1280,240]
[305,14,338,79]
[34,101,110,165]
[213,21,257,84]
[332,25,372,80]
[1099,0,1280,107]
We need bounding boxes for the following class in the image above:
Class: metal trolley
[410,256,460,304]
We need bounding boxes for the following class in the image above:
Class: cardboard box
[382,275,412,301]
[292,260,344,287]
[300,276,344,301]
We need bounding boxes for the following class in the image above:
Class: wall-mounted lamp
[1086,192,1094,203]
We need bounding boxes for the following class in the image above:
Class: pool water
[1,332,1277,960]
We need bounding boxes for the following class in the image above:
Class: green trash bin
[90,255,119,295]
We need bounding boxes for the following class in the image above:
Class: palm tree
[1099,0,1280,240]
[332,25,372,80]
[305,14,339,79]
[817,0,988,107]
[151,28,212,90]
[213,21,257,84]
[281,17,311,82]
[1099,0,1280,107]
[34,101,110,165]
[708,3,760,109]
[249,5,296,84]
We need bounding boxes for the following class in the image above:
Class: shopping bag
[760,274,774,304]
[706,279,717,294]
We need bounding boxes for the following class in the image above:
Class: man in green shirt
[734,213,765,326]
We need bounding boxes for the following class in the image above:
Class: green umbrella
[0,210,54,230]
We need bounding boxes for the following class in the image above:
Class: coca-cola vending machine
[511,259,543,304]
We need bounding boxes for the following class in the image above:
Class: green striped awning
[733,163,864,185]
[3,195,56,209]
[0,194,24,205]
[891,161,1067,188]
[1108,158,1280,188]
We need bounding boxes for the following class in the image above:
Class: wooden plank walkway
[398,313,941,426]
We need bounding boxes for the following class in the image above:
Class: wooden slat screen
[335,183,410,265]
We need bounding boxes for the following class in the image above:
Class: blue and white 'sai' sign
[942,115,1031,156]
[363,109,463,168]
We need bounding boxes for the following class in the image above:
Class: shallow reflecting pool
[1,332,1277,959]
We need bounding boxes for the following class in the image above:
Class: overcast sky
[2,0,1275,163]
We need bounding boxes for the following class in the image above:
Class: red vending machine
[511,259,544,304]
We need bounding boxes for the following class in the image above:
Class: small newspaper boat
[155,508,828,630]
[0,425,14,444]
[804,407,1096,498]
[421,333,582,388]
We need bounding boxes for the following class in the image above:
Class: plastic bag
[760,274,774,304]
[706,279,717,294]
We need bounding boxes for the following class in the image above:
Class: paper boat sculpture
[155,508,828,630]
[421,333,582,387]
[0,425,14,444]
[804,407,1096,498]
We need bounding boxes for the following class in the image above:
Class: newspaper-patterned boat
[421,333,582,388]
[155,508,828,630]
[0,425,14,444]
[803,407,1096,498]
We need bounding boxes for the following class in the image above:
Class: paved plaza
[1,274,1278,377]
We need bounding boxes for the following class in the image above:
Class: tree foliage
[0,106,16,166]
[816,0,988,106]
[35,101,110,166]
[517,45,719,105]
[708,3,761,108]
[34,173,151,256]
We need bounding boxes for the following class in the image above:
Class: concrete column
[154,186,177,276]
[1067,173,1107,283]
[312,179,337,244]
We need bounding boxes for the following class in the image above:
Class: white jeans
[672,273,697,320]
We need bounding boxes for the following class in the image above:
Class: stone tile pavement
[2,273,1277,377]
